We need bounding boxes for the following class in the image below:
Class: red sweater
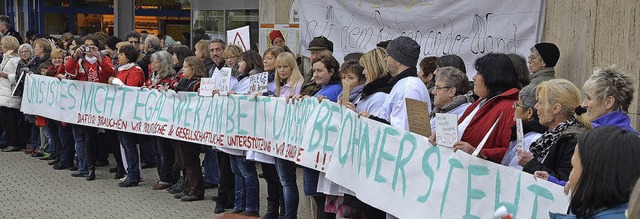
[458,88,518,163]
[116,63,145,87]
[64,55,113,83]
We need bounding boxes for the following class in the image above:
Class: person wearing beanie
[269,30,285,47]
[362,36,432,131]
[528,42,559,85]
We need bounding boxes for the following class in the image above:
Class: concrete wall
[543,0,640,129]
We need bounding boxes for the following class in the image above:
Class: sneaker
[31,151,45,157]
[39,153,57,160]
[71,172,89,177]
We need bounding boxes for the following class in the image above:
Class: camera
[81,45,90,52]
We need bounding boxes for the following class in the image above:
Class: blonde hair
[223,44,243,59]
[274,52,303,96]
[536,79,591,129]
[1,36,19,55]
[195,40,210,60]
[359,47,388,83]
[50,48,65,59]
[263,46,285,61]
[582,65,635,113]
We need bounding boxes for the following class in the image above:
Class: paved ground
[0,150,312,219]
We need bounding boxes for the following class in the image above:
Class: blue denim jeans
[71,125,89,174]
[303,167,320,196]
[203,147,220,185]
[229,155,259,213]
[153,137,175,184]
[118,132,140,182]
[275,158,299,219]
[53,122,75,167]
[30,124,41,150]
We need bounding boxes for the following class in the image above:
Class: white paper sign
[198,78,216,97]
[227,25,250,51]
[218,67,232,96]
[516,118,524,149]
[249,72,269,94]
[435,113,458,147]
[299,0,545,78]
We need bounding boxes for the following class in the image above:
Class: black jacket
[4,28,23,44]
[522,124,585,181]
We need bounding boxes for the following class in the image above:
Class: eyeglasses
[513,101,527,109]
[433,86,451,90]
[528,55,538,60]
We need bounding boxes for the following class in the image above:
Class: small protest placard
[340,81,350,105]
[219,67,232,95]
[435,113,458,147]
[516,118,524,149]
[405,98,430,137]
[249,72,269,94]
[199,78,216,97]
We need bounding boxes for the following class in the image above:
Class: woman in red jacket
[61,34,114,180]
[109,43,145,187]
[453,53,521,163]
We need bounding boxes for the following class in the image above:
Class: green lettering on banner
[132,88,148,121]
[526,184,555,219]
[192,94,205,130]
[93,84,107,115]
[272,100,289,141]
[171,93,189,124]
[356,123,378,178]
[202,96,215,131]
[26,76,35,103]
[104,86,117,116]
[495,172,521,218]
[182,92,196,128]
[374,127,400,183]
[417,146,441,203]
[464,165,489,219]
[153,92,169,122]
[250,97,259,136]
[47,80,60,107]
[58,80,68,110]
[80,83,95,113]
[260,98,272,137]
[144,91,158,121]
[225,95,236,134]
[336,110,354,165]
[236,95,250,135]
[322,104,340,153]
[212,98,225,133]
[393,133,416,196]
[117,86,135,118]
[308,101,331,152]
[37,80,45,104]
[440,157,463,217]
[66,83,77,110]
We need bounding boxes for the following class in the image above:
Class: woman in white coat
[0,36,24,152]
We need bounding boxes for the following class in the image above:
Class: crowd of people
[0,17,639,218]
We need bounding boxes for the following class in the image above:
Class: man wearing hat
[364,36,431,131]
[299,36,334,96]
[528,42,560,85]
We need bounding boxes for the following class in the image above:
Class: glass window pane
[193,10,225,42]
[226,10,258,51]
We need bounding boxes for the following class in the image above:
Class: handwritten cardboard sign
[340,81,350,104]
[199,78,216,97]
[435,113,458,147]
[516,118,524,149]
[249,72,269,94]
[219,67,232,95]
[405,98,430,137]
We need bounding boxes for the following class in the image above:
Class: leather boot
[261,200,280,219]
[86,165,96,181]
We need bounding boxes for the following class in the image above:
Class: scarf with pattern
[529,118,578,162]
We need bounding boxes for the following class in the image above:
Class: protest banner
[298,0,545,78]
[21,74,569,218]
[218,67,232,95]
